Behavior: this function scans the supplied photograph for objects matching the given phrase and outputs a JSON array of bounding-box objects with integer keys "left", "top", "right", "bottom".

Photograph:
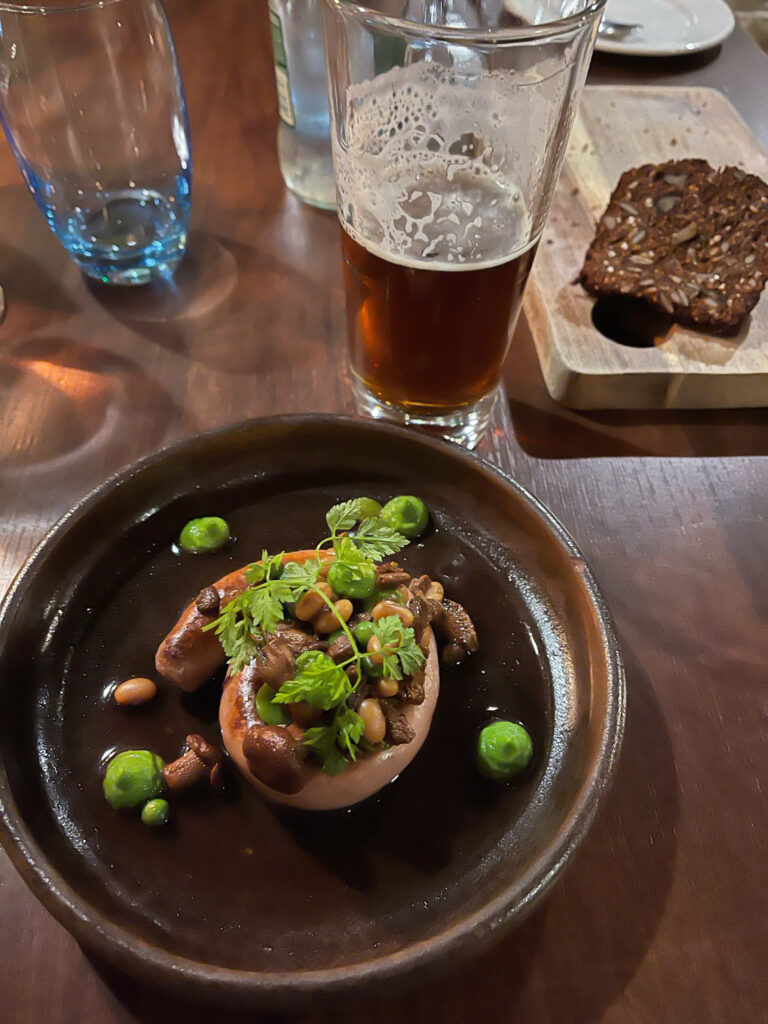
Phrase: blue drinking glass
[{"left": 0, "top": 0, "right": 192, "bottom": 284}]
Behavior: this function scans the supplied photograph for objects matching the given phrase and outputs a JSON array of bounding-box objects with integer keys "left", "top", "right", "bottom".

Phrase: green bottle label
[{"left": 269, "top": 3, "right": 296, "bottom": 128}]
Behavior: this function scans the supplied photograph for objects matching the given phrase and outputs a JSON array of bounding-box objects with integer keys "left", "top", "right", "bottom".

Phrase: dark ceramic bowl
[{"left": 0, "top": 415, "right": 624, "bottom": 1008}]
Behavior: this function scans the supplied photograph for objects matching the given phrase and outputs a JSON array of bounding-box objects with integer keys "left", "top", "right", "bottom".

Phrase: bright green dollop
[
  {"left": 352, "top": 620, "right": 376, "bottom": 647},
  {"left": 103, "top": 750, "right": 165, "bottom": 809},
  {"left": 356, "top": 497, "right": 382, "bottom": 520},
  {"left": 256, "top": 683, "right": 291, "bottom": 726},
  {"left": 141, "top": 798, "right": 170, "bottom": 826},
  {"left": 380, "top": 496, "right": 429, "bottom": 539},
  {"left": 476, "top": 721, "right": 533, "bottom": 781},
  {"left": 327, "top": 560, "right": 377, "bottom": 600},
  {"left": 361, "top": 654, "right": 384, "bottom": 678},
  {"left": 178, "top": 516, "right": 231, "bottom": 554}
]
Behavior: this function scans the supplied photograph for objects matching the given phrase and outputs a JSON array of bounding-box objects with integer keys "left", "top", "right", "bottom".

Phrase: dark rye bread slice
[{"left": 580, "top": 159, "right": 768, "bottom": 335}]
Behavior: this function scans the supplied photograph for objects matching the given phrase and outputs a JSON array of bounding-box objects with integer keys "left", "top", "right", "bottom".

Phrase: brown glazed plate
[{"left": 0, "top": 415, "right": 624, "bottom": 1008}]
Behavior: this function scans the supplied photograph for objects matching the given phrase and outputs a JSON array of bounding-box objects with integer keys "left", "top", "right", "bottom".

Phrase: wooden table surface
[{"left": 2, "top": 4, "right": 767, "bottom": 1022}]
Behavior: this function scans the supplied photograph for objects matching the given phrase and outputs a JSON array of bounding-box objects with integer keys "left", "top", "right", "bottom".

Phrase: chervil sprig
[
  {"left": 368, "top": 616, "right": 425, "bottom": 681},
  {"left": 208, "top": 598, "right": 262, "bottom": 675},
  {"left": 203, "top": 551, "right": 323, "bottom": 667},
  {"left": 302, "top": 705, "right": 365, "bottom": 775},
  {"left": 352, "top": 516, "right": 411, "bottom": 562},
  {"left": 272, "top": 651, "right": 352, "bottom": 710},
  {"left": 325, "top": 498, "right": 365, "bottom": 533},
  {"left": 280, "top": 557, "right": 324, "bottom": 590},
  {"left": 244, "top": 550, "right": 285, "bottom": 585},
  {"left": 318, "top": 501, "right": 409, "bottom": 599},
  {"left": 320, "top": 498, "right": 410, "bottom": 566}
]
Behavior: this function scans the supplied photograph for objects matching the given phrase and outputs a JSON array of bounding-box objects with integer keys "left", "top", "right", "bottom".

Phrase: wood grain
[
  {"left": 0, "top": 5, "right": 767, "bottom": 1023},
  {"left": 526, "top": 85, "right": 768, "bottom": 409}
]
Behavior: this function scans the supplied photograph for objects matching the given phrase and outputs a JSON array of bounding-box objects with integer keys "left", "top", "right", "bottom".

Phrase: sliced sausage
[
  {"left": 155, "top": 565, "right": 248, "bottom": 692},
  {"left": 155, "top": 548, "right": 334, "bottom": 692}
]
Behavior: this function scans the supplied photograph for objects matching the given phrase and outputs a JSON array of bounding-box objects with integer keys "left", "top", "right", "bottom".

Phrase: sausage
[
  {"left": 155, "top": 549, "right": 334, "bottom": 692},
  {"left": 219, "top": 627, "right": 439, "bottom": 811},
  {"left": 154, "top": 566, "right": 247, "bottom": 692}
]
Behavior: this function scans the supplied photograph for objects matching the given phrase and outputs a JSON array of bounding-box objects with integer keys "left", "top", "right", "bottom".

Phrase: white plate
[{"left": 596, "top": 0, "right": 736, "bottom": 57}]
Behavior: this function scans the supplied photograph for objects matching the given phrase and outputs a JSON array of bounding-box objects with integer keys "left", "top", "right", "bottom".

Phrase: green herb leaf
[
  {"left": 333, "top": 536, "right": 368, "bottom": 565},
  {"left": 326, "top": 498, "right": 364, "bottom": 533},
  {"left": 352, "top": 517, "right": 410, "bottom": 561},
  {"left": 302, "top": 704, "right": 364, "bottom": 775},
  {"left": 205, "top": 595, "right": 263, "bottom": 674},
  {"left": 280, "top": 557, "right": 323, "bottom": 592},
  {"left": 245, "top": 583, "right": 288, "bottom": 636},
  {"left": 369, "top": 615, "right": 425, "bottom": 681},
  {"left": 301, "top": 725, "right": 350, "bottom": 776},
  {"left": 205, "top": 547, "right": 306, "bottom": 668},
  {"left": 272, "top": 651, "right": 352, "bottom": 710},
  {"left": 335, "top": 704, "right": 365, "bottom": 758},
  {"left": 245, "top": 550, "right": 285, "bottom": 585},
  {"left": 332, "top": 536, "right": 375, "bottom": 577}
]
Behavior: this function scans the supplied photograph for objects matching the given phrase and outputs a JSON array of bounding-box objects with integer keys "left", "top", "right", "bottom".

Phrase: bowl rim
[{"left": 0, "top": 413, "right": 625, "bottom": 1001}]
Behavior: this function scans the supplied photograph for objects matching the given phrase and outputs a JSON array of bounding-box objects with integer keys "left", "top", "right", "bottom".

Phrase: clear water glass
[{"left": 0, "top": 0, "right": 191, "bottom": 285}]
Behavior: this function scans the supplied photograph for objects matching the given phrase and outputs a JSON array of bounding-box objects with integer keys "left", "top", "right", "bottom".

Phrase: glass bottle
[{"left": 268, "top": 0, "right": 335, "bottom": 210}]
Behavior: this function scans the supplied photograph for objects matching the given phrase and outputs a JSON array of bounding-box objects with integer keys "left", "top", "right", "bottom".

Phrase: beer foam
[{"left": 335, "top": 58, "right": 567, "bottom": 266}]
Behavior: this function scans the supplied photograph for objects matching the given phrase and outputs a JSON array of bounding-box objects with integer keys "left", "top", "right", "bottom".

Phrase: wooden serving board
[{"left": 524, "top": 86, "right": 768, "bottom": 409}]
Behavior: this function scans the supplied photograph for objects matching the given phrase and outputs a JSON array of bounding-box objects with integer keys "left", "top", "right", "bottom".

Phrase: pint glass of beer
[{"left": 322, "top": 0, "right": 605, "bottom": 446}]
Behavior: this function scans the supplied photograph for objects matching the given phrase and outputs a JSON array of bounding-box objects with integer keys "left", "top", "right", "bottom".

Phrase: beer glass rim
[
  {"left": 323, "top": 0, "right": 607, "bottom": 42},
  {"left": 0, "top": 0, "right": 141, "bottom": 15}
]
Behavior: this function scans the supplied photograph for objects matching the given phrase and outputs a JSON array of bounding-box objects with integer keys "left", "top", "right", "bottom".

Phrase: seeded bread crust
[{"left": 580, "top": 159, "right": 768, "bottom": 335}]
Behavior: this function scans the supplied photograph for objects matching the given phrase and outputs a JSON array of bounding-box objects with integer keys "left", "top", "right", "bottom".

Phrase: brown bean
[
  {"left": 367, "top": 634, "right": 384, "bottom": 665},
  {"left": 372, "top": 599, "right": 414, "bottom": 628},
  {"left": 114, "top": 677, "right": 157, "bottom": 706},
  {"left": 376, "top": 678, "right": 400, "bottom": 698},
  {"left": 358, "top": 698, "right": 386, "bottom": 744},
  {"left": 295, "top": 582, "right": 335, "bottom": 622},
  {"left": 314, "top": 598, "right": 353, "bottom": 634}
]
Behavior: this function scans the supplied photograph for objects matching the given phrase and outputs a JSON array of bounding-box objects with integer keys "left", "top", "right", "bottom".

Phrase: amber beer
[
  {"left": 341, "top": 225, "right": 537, "bottom": 412},
  {"left": 323, "top": 0, "right": 605, "bottom": 444}
]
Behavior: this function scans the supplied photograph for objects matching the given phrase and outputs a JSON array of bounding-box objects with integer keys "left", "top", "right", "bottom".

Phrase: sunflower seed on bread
[{"left": 580, "top": 159, "right": 768, "bottom": 335}]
